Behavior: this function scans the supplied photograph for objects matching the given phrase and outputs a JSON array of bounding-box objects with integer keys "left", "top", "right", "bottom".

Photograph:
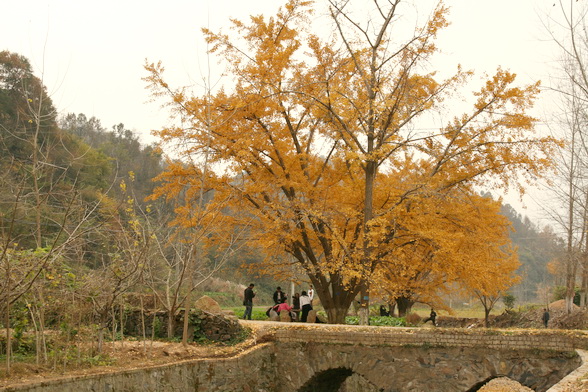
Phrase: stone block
[{"left": 280, "top": 311, "right": 292, "bottom": 322}]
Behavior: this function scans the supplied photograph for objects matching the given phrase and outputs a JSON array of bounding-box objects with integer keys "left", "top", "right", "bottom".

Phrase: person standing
[
  {"left": 292, "top": 293, "right": 300, "bottom": 310},
  {"left": 299, "top": 291, "right": 312, "bottom": 322},
  {"left": 273, "top": 286, "right": 286, "bottom": 305},
  {"left": 542, "top": 308, "right": 550, "bottom": 328},
  {"left": 291, "top": 292, "right": 301, "bottom": 321},
  {"left": 243, "top": 283, "right": 255, "bottom": 320},
  {"left": 308, "top": 285, "right": 314, "bottom": 305}
]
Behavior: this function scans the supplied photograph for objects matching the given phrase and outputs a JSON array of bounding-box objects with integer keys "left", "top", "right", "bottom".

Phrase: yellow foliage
[{"left": 144, "top": 0, "right": 560, "bottom": 321}]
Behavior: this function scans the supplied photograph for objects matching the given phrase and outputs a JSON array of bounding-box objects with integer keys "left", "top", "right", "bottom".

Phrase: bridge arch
[
  {"left": 276, "top": 341, "right": 579, "bottom": 392},
  {"left": 297, "top": 367, "right": 381, "bottom": 392}
]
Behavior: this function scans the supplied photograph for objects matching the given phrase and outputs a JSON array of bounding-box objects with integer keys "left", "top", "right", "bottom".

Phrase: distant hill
[{"left": 501, "top": 203, "right": 562, "bottom": 303}]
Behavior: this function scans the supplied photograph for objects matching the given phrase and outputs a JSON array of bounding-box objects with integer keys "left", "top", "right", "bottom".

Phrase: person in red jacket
[{"left": 276, "top": 298, "right": 293, "bottom": 320}]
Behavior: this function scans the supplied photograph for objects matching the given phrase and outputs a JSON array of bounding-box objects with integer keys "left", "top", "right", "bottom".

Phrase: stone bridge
[
  {"left": 259, "top": 323, "right": 587, "bottom": 392},
  {"left": 3, "top": 322, "right": 588, "bottom": 392}
]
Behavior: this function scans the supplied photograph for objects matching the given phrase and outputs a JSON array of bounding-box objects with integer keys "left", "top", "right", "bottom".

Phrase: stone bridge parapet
[{"left": 257, "top": 322, "right": 588, "bottom": 351}]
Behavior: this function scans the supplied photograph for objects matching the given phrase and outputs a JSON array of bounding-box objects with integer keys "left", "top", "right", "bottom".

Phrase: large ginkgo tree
[{"left": 145, "top": 0, "right": 559, "bottom": 324}]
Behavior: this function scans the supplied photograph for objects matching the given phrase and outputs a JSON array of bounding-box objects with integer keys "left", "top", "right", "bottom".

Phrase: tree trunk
[
  {"left": 97, "top": 327, "right": 104, "bottom": 354},
  {"left": 565, "top": 252, "right": 577, "bottom": 314},
  {"left": 140, "top": 295, "right": 146, "bottom": 355},
  {"left": 5, "top": 296, "right": 11, "bottom": 376},
  {"left": 111, "top": 306, "right": 116, "bottom": 348},
  {"left": 119, "top": 297, "right": 125, "bottom": 348},
  {"left": 167, "top": 309, "right": 176, "bottom": 338},
  {"left": 38, "top": 290, "right": 47, "bottom": 362},
  {"left": 396, "top": 296, "right": 414, "bottom": 317},
  {"left": 387, "top": 301, "right": 396, "bottom": 317},
  {"left": 325, "top": 307, "right": 349, "bottom": 324},
  {"left": 181, "top": 292, "right": 193, "bottom": 346},
  {"left": 358, "top": 285, "right": 370, "bottom": 325},
  {"left": 484, "top": 306, "right": 491, "bottom": 328},
  {"left": 27, "top": 302, "right": 40, "bottom": 365},
  {"left": 359, "top": 159, "right": 377, "bottom": 326},
  {"left": 581, "top": 263, "right": 588, "bottom": 308},
  {"left": 310, "top": 272, "right": 357, "bottom": 324},
  {"left": 182, "top": 243, "right": 199, "bottom": 346}
]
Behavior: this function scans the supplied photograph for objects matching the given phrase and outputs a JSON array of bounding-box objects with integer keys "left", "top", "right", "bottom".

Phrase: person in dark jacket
[
  {"left": 542, "top": 308, "right": 550, "bottom": 328},
  {"left": 423, "top": 308, "right": 437, "bottom": 326},
  {"left": 379, "top": 305, "right": 390, "bottom": 316},
  {"left": 291, "top": 293, "right": 301, "bottom": 321},
  {"left": 273, "top": 286, "right": 286, "bottom": 305},
  {"left": 243, "top": 283, "right": 255, "bottom": 320}
]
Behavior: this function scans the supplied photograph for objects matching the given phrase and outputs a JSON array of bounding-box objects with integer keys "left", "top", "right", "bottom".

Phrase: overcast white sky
[{"left": 1, "top": 0, "right": 568, "bottom": 221}]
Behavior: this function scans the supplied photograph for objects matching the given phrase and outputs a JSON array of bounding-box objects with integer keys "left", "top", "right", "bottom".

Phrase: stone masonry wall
[
  {"left": 266, "top": 324, "right": 588, "bottom": 351},
  {"left": 276, "top": 343, "right": 580, "bottom": 392},
  {"left": 2, "top": 343, "right": 277, "bottom": 392},
  {"left": 3, "top": 324, "right": 587, "bottom": 392}
]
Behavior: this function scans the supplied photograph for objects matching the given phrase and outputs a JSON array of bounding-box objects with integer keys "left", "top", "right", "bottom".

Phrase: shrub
[
  {"left": 231, "top": 307, "right": 271, "bottom": 320},
  {"left": 405, "top": 312, "right": 422, "bottom": 326},
  {"left": 370, "top": 316, "right": 406, "bottom": 327},
  {"left": 345, "top": 316, "right": 406, "bottom": 326},
  {"left": 553, "top": 286, "right": 581, "bottom": 305},
  {"left": 502, "top": 293, "right": 516, "bottom": 310}
]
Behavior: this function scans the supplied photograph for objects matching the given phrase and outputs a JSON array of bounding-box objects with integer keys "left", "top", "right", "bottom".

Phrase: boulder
[
  {"left": 279, "top": 311, "right": 291, "bottom": 322},
  {"left": 307, "top": 310, "right": 317, "bottom": 323},
  {"left": 194, "top": 295, "right": 222, "bottom": 314}
]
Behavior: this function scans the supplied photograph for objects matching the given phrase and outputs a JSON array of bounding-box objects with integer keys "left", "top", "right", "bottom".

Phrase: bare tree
[{"left": 543, "top": 0, "right": 588, "bottom": 313}]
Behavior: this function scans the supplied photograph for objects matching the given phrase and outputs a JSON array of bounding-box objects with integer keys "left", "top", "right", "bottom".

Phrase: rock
[
  {"left": 477, "top": 377, "right": 534, "bottom": 392},
  {"left": 307, "top": 310, "right": 317, "bottom": 323},
  {"left": 279, "top": 311, "right": 291, "bottom": 322},
  {"left": 194, "top": 295, "right": 222, "bottom": 314}
]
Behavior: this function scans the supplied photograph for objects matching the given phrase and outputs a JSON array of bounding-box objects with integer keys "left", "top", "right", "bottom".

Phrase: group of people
[
  {"left": 246, "top": 288, "right": 554, "bottom": 329},
  {"left": 269, "top": 286, "right": 316, "bottom": 322},
  {"left": 242, "top": 283, "right": 316, "bottom": 322}
]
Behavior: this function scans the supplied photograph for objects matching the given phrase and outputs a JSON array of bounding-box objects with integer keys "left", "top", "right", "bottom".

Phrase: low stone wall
[
  {"left": 123, "top": 309, "right": 244, "bottom": 343},
  {"left": 266, "top": 323, "right": 588, "bottom": 351},
  {"left": 2, "top": 343, "right": 277, "bottom": 392}
]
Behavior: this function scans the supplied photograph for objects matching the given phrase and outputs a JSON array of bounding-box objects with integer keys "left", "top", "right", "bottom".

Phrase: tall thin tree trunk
[
  {"left": 565, "top": 123, "right": 577, "bottom": 315},
  {"left": 5, "top": 293, "right": 11, "bottom": 376},
  {"left": 181, "top": 247, "right": 196, "bottom": 346},
  {"left": 359, "top": 160, "right": 377, "bottom": 326},
  {"left": 27, "top": 302, "right": 40, "bottom": 365},
  {"left": 580, "top": 258, "right": 588, "bottom": 308},
  {"left": 140, "top": 295, "right": 146, "bottom": 355},
  {"left": 119, "top": 297, "right": 124, "bottom": 349},
  {"left": 37, "top": 288, "right": 47, "bottom": 362}
]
